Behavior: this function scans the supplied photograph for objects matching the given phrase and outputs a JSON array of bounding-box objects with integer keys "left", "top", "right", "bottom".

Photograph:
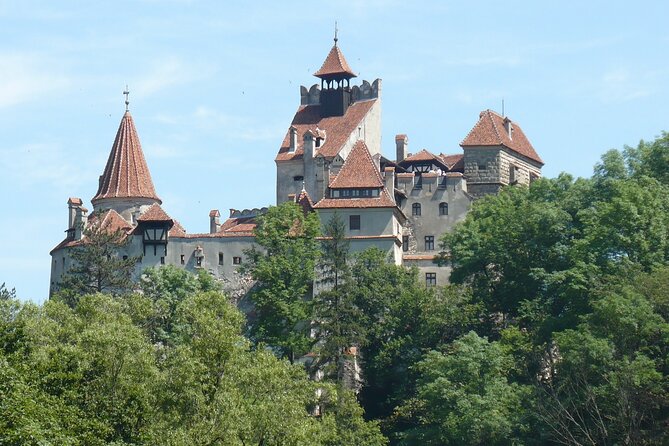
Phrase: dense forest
[{"left": 2, "top": 134, "right": 668, "bottom": 445}]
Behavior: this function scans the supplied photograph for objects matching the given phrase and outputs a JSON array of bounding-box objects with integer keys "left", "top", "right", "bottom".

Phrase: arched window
[
  {"left": 439, "top": 202, "right": 449, "bottom": 216},
  {"left": 412, "top": 203, "right": 421, "bottom": 216}
]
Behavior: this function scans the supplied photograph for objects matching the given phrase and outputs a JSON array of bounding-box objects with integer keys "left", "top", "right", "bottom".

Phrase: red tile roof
[
  {"left": 402, "top": 149, "right": 442, "bottom": 163},
  {"left": 328, "top": 140, "right": 384, "bottom": 189},
  {"left": 50, "top": 209, "right": 133, "bottom": 254},
  {"left": 137, "top": 203, "right": 173, "bottom": 223},
  {"left": 461, "top": 110, "right": 543, "bottom": 165},
  {"left": 169, "top": 220, "right": 187, "bottom": 237},
  {"left": 296, "top": 189, "right": 315, "bottom": 214},
  {"left": 275, "top": 99, "right": 377, "bottom": 162},
  {"left": 179, "top": 216, "right": 257, "bottom": 238},
  {"left": 439, "top": 153, "right": 465, "bottom": 172},
  {"left": 403, "top": 254, "right": 437, "bottom": 261},
  {"left": 313, "top": 190, "right": 397, "bottom": 209},
  {"left": 313, "top": 44, "right": 357, "bottom": 79},
  {"left": 92, "top": 111, "right": 161, "bottom": 204},
  {"left": 68, "top": 197, "right": 83, "bottom": 206}
]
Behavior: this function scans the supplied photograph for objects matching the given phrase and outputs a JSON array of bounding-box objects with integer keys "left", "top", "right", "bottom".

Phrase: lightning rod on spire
[
  {"left": 334, "top": 21, "right": 338, "bottom": 45},
  {"left": 123, "top": 85, "right": 130, "bottom": 112}
]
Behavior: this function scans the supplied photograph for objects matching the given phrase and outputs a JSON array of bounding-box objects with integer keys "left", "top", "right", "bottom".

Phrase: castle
[{"left": 49, "top": 37, "right": 543, "bottom": 295}]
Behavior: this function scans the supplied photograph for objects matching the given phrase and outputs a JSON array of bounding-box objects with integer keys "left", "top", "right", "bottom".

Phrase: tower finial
[
  {"left": 123, "top": 85, "right": 130, "bottom": 112},
  {"left": 334, "top": 21, "right": 338, "bottom": 45}
]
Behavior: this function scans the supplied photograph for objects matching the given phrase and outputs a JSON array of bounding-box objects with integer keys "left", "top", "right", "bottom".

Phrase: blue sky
[{"left": 1, "top": 0, "right": 668, "bottom": 302}]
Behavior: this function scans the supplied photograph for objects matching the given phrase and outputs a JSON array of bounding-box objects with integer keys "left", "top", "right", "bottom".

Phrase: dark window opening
[
  {"left": 425, "top": 235, "right": 435, "bottom": 251},
  {"left": 196, "top": 257, "right": 202, "bottom": 267},
  {"left": 122, "top": 255, "right": 128, "bottom": 260},
  {"left": 350, "top": 215, "right": 361, "bottom": 230},
  {"left": 293, "top": 175, "right": 304, "bottom": 182},
  {"left": 218, "top": 252, "right": 224, "bottom": 265},
  {"left": 402, "top": 235, "right": 409, "bottom": 252},
  {"left": 160, "top": 256, "right": 165, "bottom": 265},
  {"left": 426, "top": 273, "right": 437, "bottom": 287},
  {"left": 412, "top": 203, "right": 421, "bottom": 216},
  {"left": 233, "top": 256, "right": 242, "bottom": 265},
  {"left": 439, "top": 202, "right": 449, "bottom": 216},
  {"left": 180, "top": 254, "right": 185, "bottom": 265}
]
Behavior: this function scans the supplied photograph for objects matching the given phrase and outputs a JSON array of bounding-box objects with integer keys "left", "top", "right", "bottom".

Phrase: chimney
[
  {"left": 395, "top": 134, "right": 408, "bottom": 162},
  {"left": 303, "top": 130, "right": 315, "bottom": 159},
  {"left": 73, "top": 206, "right": 87, "bottom": 240},
  {"left": 384, "top": 167, "right": 396, "bottom": 204},
  {"left": 209, "top": 209, "right": 220, "bottom": 234},
  {"left": 289, "top": 126, "right": 298, "bottom": 152},
  {"left": 504, "top": 117, "right": 513, "bottom": 139},
  {"left": 67, "top": 197, "right": 83, "bottom": 229}
]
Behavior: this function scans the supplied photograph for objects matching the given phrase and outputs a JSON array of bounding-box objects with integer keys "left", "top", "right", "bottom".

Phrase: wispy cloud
[
  {"left": 133, "top": 57, "right": 214, "bottom": 98},
  {"left": 0, "top": 142, "right": 96, "bottom": 193},
  {"left": 598, "top": 68, "right": 651, "bottom": 103},
  {"left": 0, "top": 52, "right": 71, "bottom": 108}
]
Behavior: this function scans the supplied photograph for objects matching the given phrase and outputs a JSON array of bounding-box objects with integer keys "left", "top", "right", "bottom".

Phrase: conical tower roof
[
  {"left": 92, "top": 111, "right": 161, "bottom": 204},
  {"left": 313, "top": 43, "right": 357, "bottom": 80}
]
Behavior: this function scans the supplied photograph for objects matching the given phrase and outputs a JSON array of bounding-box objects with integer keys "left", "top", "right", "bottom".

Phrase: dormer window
[{"left": 142, "top": 224, "right": 169, "bottom": 256}]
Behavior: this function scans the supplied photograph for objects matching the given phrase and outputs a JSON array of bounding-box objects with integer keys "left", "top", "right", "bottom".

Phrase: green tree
[
  {"left": 245, "top": 201, "right": 321, "bottom": 362},
  {"left": 397, "top": 332, "right": 530, "bottom": 445},
  {"left": 313, "top": 212, "right": 363, "bottom": 383},
  {"left": 57, "top": 215, "right": 139, "bottom": 302},
  {"left": 541, "top": 287, "right": 669, "bottom": 445},
  {"left": 133, "top": 264, "right": 218, "bottom": 345}
]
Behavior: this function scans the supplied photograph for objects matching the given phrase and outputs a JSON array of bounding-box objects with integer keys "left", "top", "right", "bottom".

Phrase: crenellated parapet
[
  {"left": 299, "top": 79, "right": 381, "bottom": 106},
  {"left": 229, "top": 207, "right": 269, "bottom": 218}
]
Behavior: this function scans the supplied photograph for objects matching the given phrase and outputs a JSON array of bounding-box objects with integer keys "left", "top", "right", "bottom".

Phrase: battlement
[
  {"left": 300, "top": 79, "right": 382, "bottom": 106},
  {"left": 229, "top": 207, "right": 269, "bottom": 218}
]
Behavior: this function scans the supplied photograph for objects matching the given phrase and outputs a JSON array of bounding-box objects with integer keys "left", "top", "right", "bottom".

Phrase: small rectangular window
[
  {"left": 160, "top": 256, "right": 165, "bottom": 265},
  {"left": 180, "top": 254, "right": 185, "bottom": 265},
  {"left": 350, "top": 215, "right": 361, "bottom": 230},
  {"left": 218, "top": 252, "right": 224, "bottom": 265},
  {"left": 196, "top": 257, "right": 202, "bottom": 267},
  {"left": 402, "top": 235, "right": 409, "bottom": 252},
  {"left": 425, "top": 236, "right": 434, "bottom": 251},
  {"left": 293, "top": 175, "right": 304, "bottom": 182},
  {"left": 426, "top": 272, "right": 437, "bottom": 287},
  {"left": 233, "top": 256, "right": 242, "bottom": 265},
  {"left": 122, "top": 255, "right": 128, "bottom": 260}
]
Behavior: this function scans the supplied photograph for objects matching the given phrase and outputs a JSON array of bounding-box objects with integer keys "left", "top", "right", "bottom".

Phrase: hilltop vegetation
[{"left": 2, "top": 133, "right": 668, "bottom": 445}]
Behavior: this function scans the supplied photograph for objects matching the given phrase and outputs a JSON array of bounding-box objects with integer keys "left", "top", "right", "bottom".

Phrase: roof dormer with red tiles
[{"left": 276, "top": 35, "right": 382, "bottom": 205}]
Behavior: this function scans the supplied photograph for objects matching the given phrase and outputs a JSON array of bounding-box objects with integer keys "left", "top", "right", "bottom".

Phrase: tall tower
[
  {"left": 313, "top": 32, "right": 357, "bottom": 118},
  {"left": 91, "top": 95, "right": 161, "bottom": 222}
]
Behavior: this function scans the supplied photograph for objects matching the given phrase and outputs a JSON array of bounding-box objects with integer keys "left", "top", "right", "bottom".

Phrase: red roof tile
[
  {"left": 296, "top": 189, "right": 315, "bottom": 214},
  {"left": 439, "top": 153, "right": 464, "bottom": 170},
  {"left": 137, "top": 203, "right": 173, "bottom": 223},
  {"left": 169, "top": 220, "right": 187, "bottom": 237},
  {"left": 403, "top": 254, "right": 437, "bottom": 261},
  {"left": 461, "top": 110, "right": 543, "bottom": 165},
  {"left": 328, "top": 140, "right": 384, "bottom": 189},
  {"left": 313, "top": 190, "right": 397, "bottom": 209},
  {"left": 92, "top": 111, "right": 161, "bottom": 203},
  {"left": 402, "top": 149, "right": 440, "bottom": 163},
  {"left": 51, "top": 209, "right": 132, "bottom": 254},
  {"left": 275, "top": 99, "right": 377, "bottom": 162},
  {"left": 313, "top": 44, "right": 357, "bottom": 79}
]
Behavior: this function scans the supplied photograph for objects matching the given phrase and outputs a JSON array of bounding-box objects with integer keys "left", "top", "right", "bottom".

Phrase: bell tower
[{"left": 313, "top": 29, "right": 357, "bottom": 118}]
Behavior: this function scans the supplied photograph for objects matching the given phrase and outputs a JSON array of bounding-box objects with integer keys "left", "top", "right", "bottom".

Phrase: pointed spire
[
  {"left": 313, "top": 32, "right": 356, "bottom": 80},
  {"left": 92, "top": 111, "right": 161, "bottom": 204}
]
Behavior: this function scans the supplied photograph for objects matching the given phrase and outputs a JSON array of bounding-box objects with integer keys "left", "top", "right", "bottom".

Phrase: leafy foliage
[
  {"left": 56, "top": 216, "right": 139, "bottom": 303},
  {"left": 245, "top": 201, "right": 321, "bottom": 362}
]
